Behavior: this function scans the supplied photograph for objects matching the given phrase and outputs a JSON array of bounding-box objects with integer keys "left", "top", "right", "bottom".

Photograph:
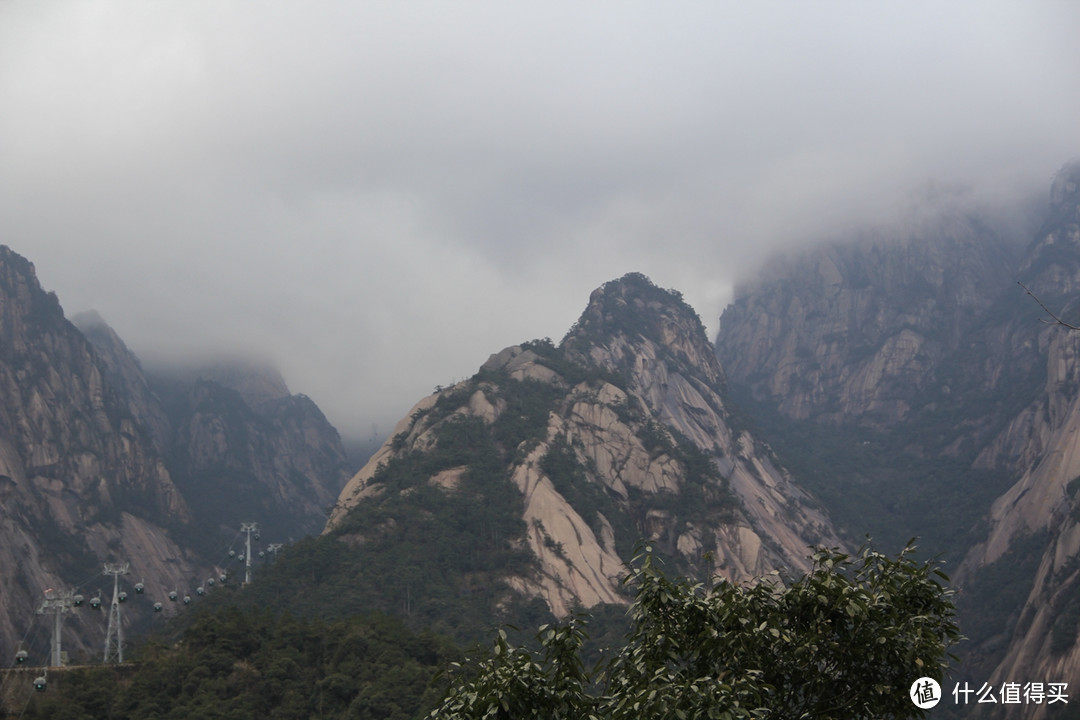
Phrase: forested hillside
[{"left": 12, "top": 608, "right": 453, "bottom": 720}]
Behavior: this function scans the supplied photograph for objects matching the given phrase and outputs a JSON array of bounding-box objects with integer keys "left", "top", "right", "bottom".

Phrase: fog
[{"left": 1, "top": 2, "right": 1077, "bottom": 439}]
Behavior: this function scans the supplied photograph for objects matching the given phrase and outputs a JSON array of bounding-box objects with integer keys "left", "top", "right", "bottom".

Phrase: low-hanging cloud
[{"left": 1, "top": 1, "right": 1077, "bottom": 438}]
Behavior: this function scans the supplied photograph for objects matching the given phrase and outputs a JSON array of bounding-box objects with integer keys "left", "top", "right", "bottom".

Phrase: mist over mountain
[
  {"left": 0, "top": 244, "right": 351, "bottom": 665},
  {"left": 3, "top": 2, "right": 1080, "bottom": 715},
  {"left": 4, "top": 2, "right": 1077, "bottom": 449},
  {"left": 189, "top": 271, "right": 835, "bottom": 659},
  {"left": 5, "top": 162, "right": 1080, "bottom": 719},
  {"left": 714, "top": 160, "right": 1080, "bottom": 718}
]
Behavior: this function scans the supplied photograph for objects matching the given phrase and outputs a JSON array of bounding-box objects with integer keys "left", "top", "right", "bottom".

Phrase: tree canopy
[
  {"left": 429, "top": 543, "right": 960, "bottom": 720},
  {"left": 17, "top": 609, "right": 456, "bottom": 720}
]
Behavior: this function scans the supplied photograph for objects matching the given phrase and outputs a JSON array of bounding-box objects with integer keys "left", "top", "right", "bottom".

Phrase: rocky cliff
[
  {"left": 73, "top": 314, "right": 351, "bottom": 547},
  {"left": 0, "top": 246, "right": 197, "bottom": 662},
  {"left": 716, "top": 199, "right": 1020, "bottom": 429},
  {"left": 712, "top": 197, "right": 1038, "bottom": 556},
  {"left": 0, "top": 244, "right": 351, "bottom": 665},
  {"left": 327, "top": 273, "right": 840, "bottom": 621},
  {"left": 712, "top": 162, "right": 1080, "bottom": 719},
  {"left": 147, "top": 361, "right": 350, "bottom": 544},
  {"left": 955, "top": 162, "right": 1080, "bottom": 718}
]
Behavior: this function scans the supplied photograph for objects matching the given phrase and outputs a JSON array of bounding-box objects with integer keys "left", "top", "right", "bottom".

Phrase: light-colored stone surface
[
  {"left": 508, "top": 437, "right": 626, "bottom": 616},
  {"left": 429, "top": 466, "right": 466, "bottom": 492},
  {"left": 328, "top": 278, "right": 844, "bottom": 618},
  {"left": 0, "top": 246, "right": 352, "bottom": 662},
  {"left": 328, "top": 393, "right": 441, "bottom": 526}
]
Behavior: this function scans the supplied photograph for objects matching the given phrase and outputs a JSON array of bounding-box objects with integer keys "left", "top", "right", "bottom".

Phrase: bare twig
[{"left": 1018, "top": 280, "right": 1080, "bottom": 330}]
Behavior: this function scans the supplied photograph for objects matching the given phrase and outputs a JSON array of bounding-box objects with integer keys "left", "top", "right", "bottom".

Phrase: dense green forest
[
  {"left": 11, "top": 609, "right": 456, "bottom": 720},
  {"left": 7, "top": 542, "right": 959, "bottom": 720}
]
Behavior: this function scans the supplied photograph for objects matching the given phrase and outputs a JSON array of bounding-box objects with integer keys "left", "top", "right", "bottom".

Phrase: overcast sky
[{"left": 2, "top": 2, "right": 1078, "bottom": 440}]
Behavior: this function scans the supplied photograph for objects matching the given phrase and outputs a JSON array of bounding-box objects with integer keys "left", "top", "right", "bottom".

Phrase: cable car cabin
[
  {"left": 135, "top": 582, "right": 145, "bottom": 594},
  {"left": 73, "top": 594, "right": 84, "bottom": 607},
  {"left": 219, "top": 574, "right": 227, "bottom": 583},
  {"left": 33, "top": 676, "right": 46, "bottom": 692},
  {"left": 196, "top": 586, "right": 205, "bottom": 596},
  {"left": 15, "top": 650, "right": 28, "bottom": 664},
  {"left": 168, "top": 591, "right": 178, "bottom": 602},
  {"left": 207, "top": 577, "right": 215, "bottom": 587},
  {"left": 183, "top": 595, "right": 192, "bottom": 605},
  {"left": 89, "top": 596, "right": 102, "bottom": 609},
  {"left": 118, "top": 591, "right": 127, "bottom": 602},
  {"left": 153, "top": 602, "right": 163, "bottom": 612}
]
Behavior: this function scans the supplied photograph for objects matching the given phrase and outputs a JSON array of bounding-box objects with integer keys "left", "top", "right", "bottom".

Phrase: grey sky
[{"left": 2, "top": 2, "right": 1078, "bottom": 439}]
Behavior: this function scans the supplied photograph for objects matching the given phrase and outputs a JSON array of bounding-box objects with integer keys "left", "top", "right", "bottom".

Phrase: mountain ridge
[
  {"left": 711, "top": 161, "right": 1080, "bottom": 719},
  {"left": 0, "top": 243, "right": 352, "bottom": 664},
  {"left": 325, "top": 272, "right": 841, "bottom": 627}
]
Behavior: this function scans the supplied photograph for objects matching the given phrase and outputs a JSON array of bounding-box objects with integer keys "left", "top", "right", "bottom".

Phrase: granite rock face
[
  {"left": 955, "top": 162, "right": 1080, "bottom": 718},
  {"left": 716, "top": 203, "right": 1018, "bottom": 428},
  {"left": 0, "top": 246, "right": 196, "bottom": 661},
  {"left": 0, "top": 244, "right": 350, "bottom": 663},
  {"left": 329, "top": 273, "right": 841, "bottom": 617},
  {"left": 712, "top": 162, "right": 1080, "bottom": 719}
]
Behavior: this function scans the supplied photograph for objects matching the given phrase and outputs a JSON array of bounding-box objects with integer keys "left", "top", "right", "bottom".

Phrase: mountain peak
[
  {"left": 147, "top": 355, "right": 292, "bottom": 411},
  {"left": 1049, "top": 158, "right": 1080, "bottom": 212},
  {"left": 0, "top": 245, "right": 67, "bottom": 351},
  {"left": 326, "top": 273, "right": 838, "bottom": 625},
  {"left": 564, "top": 272, "right": 708, "bottom": 351},
  {"left": 1019, "top": 160, "right": 1080, "bottom": 296},
  {"left": 561, "top": 273, "right": 723, "bottom": 401}
]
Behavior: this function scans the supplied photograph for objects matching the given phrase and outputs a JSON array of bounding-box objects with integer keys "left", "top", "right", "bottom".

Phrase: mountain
[
  {"left": 715, "top": 195, "right": 1032, "bottom": 555},
  {"left": 141, "top": 359, "right": 350, "bottom": 546},
  {"left": 0, "top": 246, "right": 196, "bottom": 662},
  {"left": 713, "top": 162, "right": 1080, "bottom": 718},
  {"left": 0, "top": 244, "right": 351, "bottom": 665},
  {"left": 715, "top": 191, "right": 1024, "bottom": 430},
  {"left": 73, "top": 312, "right": 350, "bottom": 546},
  {"left": 313, "top": 273, "right": 839, "bottom": 638},
  {"left": 956, "top": 162, "right": 1080, "bottom": 719}
]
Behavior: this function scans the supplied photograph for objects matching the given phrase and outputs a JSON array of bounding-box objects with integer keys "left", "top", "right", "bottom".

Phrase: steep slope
[
  {"left": 955, "top": 162, "right": 1080, "bottom": 717},
  {"left": 324, "top": 273, "right": 840, "bottom": 628},
  {"left": 558, "top": 274, "right": 838, "bottom": 581},
  {"left": 71, "top": 310, "right": 172, "bottom": 457},
  {"left": 0, "top": 244, "right": 352, "bottom": 665},
  {"left": 716, "top": 198, "right": 1020, "bottom": 429},
  {"left": 711, "top": 161, "right": 1080, "bottom": 718},
  {"left": 712, "top": 198, "right": 1036, "bottom": 556},
  {"left": 75, "top": 312, "right": 351, "bottom": 548},
  {"left": 0, "top": 246, "right": 198, "bottom": 662},
  {"left": 146, "top": 361, "right": 350, "bottom": 545}
]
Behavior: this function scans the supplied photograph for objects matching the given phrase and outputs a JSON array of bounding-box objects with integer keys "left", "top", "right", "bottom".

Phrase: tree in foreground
[{"left": 430, "top": 543, "right": 960, "bottom": 720}]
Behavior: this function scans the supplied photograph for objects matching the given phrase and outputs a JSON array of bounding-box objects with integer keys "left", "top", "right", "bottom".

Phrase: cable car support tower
[
  {"left": 103, "top": 562, "right": 130, "bottom": 663},
  {"left": 37, "top": 590, "right": 74, "bottom": 667},
  {"left": 241, "top": 522, "right": 259, "bottom": 585}
]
